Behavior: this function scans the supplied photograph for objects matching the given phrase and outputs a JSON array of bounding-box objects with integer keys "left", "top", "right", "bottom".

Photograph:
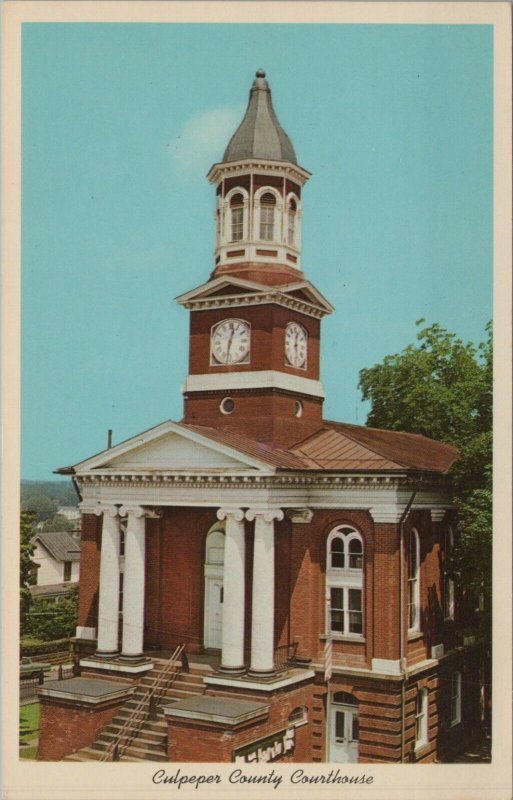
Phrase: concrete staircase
[{"left": 64, "top": 660, "right": 206, "bottom": 762}]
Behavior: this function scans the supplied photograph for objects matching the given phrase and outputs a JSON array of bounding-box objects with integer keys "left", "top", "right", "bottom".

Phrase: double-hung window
[
  {"left": 442, "top": 527, "right": 455, "bottom": 620},
  {"left": 450, "top": 671, "right": 461, "bottom": 726},
  {"left": 415, "top": 687, "right": 428, "bottom": 748},
  {"left": 287, "top": 198, "right": 297, "bottom": 246},
  {"left": 229, "top": 193, "right": 244, "bottom": 242},
  {"left": 326, "top": 527, "right": 364, "bottom": 638},
  {"left": 408, "top": 529, "right": 420, "bottom": 632},
  {"left": 259, "top": 193, "right": 276, "bottom": 241}
]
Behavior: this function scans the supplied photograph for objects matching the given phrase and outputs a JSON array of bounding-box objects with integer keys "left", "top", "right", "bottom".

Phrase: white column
[
  {"left": 119, "top": 505, "right": 146, "bottom": 659},
  {"left": 246, "top": 509, "right": 284, "bottom": 675},
  {"left": 217, "top": 508, "right": 246, "bottom": 673},
  {"left": 95, "top": 506, "right": 121, "bottom": 656}
]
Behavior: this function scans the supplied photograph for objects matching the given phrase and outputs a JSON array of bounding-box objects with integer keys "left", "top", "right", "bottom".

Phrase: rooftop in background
[{"left": 33, "top": 531, "right": 81, "bottom": 562}]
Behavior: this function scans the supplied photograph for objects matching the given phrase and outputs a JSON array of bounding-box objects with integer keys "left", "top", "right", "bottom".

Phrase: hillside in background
[{"left": 21, "top": 480, "right": 78, "bottom": 522}]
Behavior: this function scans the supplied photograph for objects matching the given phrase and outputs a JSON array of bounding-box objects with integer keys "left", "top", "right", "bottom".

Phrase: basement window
[{"left": 288, "top": 706, "right": 308, "bottom": 727}]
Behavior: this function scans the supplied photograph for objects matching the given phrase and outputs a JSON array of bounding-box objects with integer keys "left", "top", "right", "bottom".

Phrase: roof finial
[{"left": 256, "top": 68, "right": 266, "bottom": 78}]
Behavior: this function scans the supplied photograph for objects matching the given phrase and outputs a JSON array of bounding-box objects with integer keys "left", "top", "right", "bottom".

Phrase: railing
[
  {"left": 273, "top": 642, "right": 298, "bottom": 673},
  {"left": 20, "top": 676, "right": 43, "bottom": 703},
  {"left": 57, "top": 664, "right": 76, "bottom": 680},
  {"left": 100, "top": 643, "right": 184, "bottom": 762}
]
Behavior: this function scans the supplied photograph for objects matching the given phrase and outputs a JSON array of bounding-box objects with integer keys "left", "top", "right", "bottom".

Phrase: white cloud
[{"left": 168, "top": 106, "right": 243, "bottom": 173}]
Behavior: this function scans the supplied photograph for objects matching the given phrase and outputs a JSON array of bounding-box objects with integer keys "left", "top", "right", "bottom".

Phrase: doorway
[
  {"left": 203, "top": 527, "right": 225, "bottom": 649},
  {"left": 328, "top": 692, "right": 359, "bottom": 763}
]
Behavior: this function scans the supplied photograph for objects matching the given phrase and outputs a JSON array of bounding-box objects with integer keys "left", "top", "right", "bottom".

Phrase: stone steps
[{"left": 64, "top": 663, "right": 205, "bottom": 762}]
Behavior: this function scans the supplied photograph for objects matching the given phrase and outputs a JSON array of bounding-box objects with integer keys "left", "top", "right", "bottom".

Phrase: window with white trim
[
  {"left": 442, "top": 527, "right": 455, "bottom": 620},
  {"left": 408, "top": 529, "right": 420, "bottom": 632},
  {"left": 229, "top": 193, "right": 244, "bottom": 242},
  {"left": 259, "top": 192, "right": 276, "bottom": 241},
  {"left": 450, "top": 671, "right": 461, "bottom": 726},
  {"left": 415, "top": 687, "right": 428, "bottom": 747},
  {"left": 326, "top": 527, "right": 364, "bottom": 638},
  {"left": 287, "top": 198, "right": 297, "bottom": 246}
]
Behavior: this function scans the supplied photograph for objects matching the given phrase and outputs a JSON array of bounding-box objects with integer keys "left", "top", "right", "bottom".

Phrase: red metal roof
[{"left": 181, "top": 420, "right": 459, "bottom": 474}]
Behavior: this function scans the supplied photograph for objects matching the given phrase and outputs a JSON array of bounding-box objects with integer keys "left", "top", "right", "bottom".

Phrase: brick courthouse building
[{"left": 38, "top": 70, "right": 483, "bottom": 764}]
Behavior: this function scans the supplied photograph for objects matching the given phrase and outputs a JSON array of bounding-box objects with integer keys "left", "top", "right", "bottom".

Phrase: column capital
[
  {"left": 119, "top": 504, "right": 146, "bottom": 519},
  {"left": 246, "top": 508, "right": 284, "bottom": 524},
  {"left": 80, "top": 502, "right": 119, "bottom": 518},
  {"left": 217, "top": 508, "right": 245, "bottom": 523}
]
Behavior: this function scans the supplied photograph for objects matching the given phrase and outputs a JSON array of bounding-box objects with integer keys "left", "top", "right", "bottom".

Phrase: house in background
[
  {"left": 31, "top": 531, "right": 81, "bottom": 600},
  {"left": 37, "top": 69, "right": 484, "bottom": 765}
]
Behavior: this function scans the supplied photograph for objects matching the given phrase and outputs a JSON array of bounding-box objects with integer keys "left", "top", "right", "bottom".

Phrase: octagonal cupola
[{"left": 207, "top": 70, "right": 310, "bottom": 284}]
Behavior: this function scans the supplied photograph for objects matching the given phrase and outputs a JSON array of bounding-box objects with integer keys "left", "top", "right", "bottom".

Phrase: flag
[{"left": 324, "top": 589, "right": 333, "bottom": 681}]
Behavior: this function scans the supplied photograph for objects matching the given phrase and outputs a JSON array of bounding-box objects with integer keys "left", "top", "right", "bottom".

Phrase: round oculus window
[{"left": 220, "top": 397, "right": 235, "bottom": 415}]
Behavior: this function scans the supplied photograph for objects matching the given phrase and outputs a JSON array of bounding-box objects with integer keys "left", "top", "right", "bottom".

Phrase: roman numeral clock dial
[
  {"left": 211, "top": 319, "right": 251, "bottom": 365},
  {"left": 285, "top": 322, "right": 307, "bottom": 369}
]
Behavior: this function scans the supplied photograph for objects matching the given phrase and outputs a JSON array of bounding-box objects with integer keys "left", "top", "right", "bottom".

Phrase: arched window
[
  {"left": 327, "top": 527, "right": 363, "bottom": 572},
  {"left": 408, "top": 529, "right": 420, "bottom": 632},
  {"left": 288, "top": 706, "right": 308, "bottom": 726},
  {"left": 326, "top": 527, "right": 364, "bottom": 637},
  {"left": 229, "top": 192, "right": 244, "bottom": 242},
  {"left": 330, "top": 536, "right": 345, "bottom": 569},
  {"left": 333, "top": 691, "right": 358, "bottom": 706},
  {"left": 205, "top": 528, "right": 225, "bottom": 566},
  {"left": 259, "top": 192, "right": 276, "bottom": 241},
  {"left": 287, "top": 198, "right": 297, "bottom": 246},
  {"left": 415, "top": 687, "right": 428, "bottom": 747},
  {"left": 442, "top": 527, "right": 455, "bottom": 620}
]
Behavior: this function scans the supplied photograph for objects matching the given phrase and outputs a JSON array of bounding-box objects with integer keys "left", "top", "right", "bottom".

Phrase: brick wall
[
  {"left": 147, "top": 507, "right": 218, "bottom": 653},
  {"left": 373, "top": 523, "right": 400, "bottom": 661},
  {"left": 38, "top": 696, "right": 125, "bottom": 761},
  {"left": 183, "top": 390, "right": 324, "bottom": 447},
  {"left": 167, "top": 679, "right": 315, "bottom": 762},
  {"left": 188, "top": 305, "right": 320, "bottom": 380},
  {"left": 77, "top": 513, "right": 101, "bottom": 629},
  {"left": 289, "top": 510, "right": 380, "bottom": 667}
]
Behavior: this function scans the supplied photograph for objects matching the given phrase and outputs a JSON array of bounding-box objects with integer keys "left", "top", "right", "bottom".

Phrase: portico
[{"left": 84, "top": 495, "right": 288, "bottom": 678}]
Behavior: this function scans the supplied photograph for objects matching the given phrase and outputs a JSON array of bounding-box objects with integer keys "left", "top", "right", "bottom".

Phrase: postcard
[{"left": 2, "top": 2, "right": 511, "bottom": 799}]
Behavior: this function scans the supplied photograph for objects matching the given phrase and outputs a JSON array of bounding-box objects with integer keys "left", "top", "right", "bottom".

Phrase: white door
[
  {"left": 204, "top": 578, "right": 223, "bottom": 649},
  {"left": 204, "top": 527, "right": 225, "bottom": 650},
  {"left": 329, "top": 703, "right": 359, "bottom": 763}
]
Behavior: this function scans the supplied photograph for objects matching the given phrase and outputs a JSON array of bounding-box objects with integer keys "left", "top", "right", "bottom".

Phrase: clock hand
[{"left": 226, "top": 324, "right": 235, "bottom": 360}]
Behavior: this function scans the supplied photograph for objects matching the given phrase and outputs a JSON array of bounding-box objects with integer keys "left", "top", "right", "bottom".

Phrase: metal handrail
[{"left": 100, "top": 644, "right": 184, "bottom": 762}]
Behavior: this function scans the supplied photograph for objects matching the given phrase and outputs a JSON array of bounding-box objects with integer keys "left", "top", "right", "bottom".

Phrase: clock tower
[{"left": 177, "top": 70, "right": 333, "bottom": 447}]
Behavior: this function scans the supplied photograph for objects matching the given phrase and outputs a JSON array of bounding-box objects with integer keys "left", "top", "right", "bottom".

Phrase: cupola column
[
  {"left": 119, "top": 505, "right": 147, "bottom": 659},
  {"left": 94, "top": 505, "right": 121, "bottom": 657},
  {"left": 217, "top": 508, "right": 246, "bottom": 673},
  {"left": 246, "top": 508, "right": 284, "bottom": 675}
]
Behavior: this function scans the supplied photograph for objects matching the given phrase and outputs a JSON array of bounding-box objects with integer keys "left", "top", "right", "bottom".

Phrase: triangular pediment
[
  {"left": 67, "top": 421, "right": 275, "bottom": 475},
  {"left": 175, "top": 277, "right": 333, "bottom": 316},
  {"left": 175, "top": 276, "right": 268, "bottom": 305}
]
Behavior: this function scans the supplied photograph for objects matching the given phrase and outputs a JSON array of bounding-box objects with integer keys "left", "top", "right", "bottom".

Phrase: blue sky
[{"left": 21, "top": 23, "right": 493, "bottom": 481}]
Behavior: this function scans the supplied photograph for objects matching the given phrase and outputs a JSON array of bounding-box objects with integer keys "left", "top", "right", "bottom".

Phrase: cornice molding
[
  {"left": 183, "top": 370, "right": 325, "bottom": 399},
  {"left": 180, "top": 290, "right": 328, "bottom": 319},
  {"left": 207, "top": 159, "right": 311, "bottom": 186}
]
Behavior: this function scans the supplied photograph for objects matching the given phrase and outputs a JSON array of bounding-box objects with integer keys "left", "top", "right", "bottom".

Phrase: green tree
[
  {"left": 20, "top": 511, "right": 37, "bottom": 635},
  {"left": 41, "top": 513, "right": 76, "bottom": 532},
  {"left": 359, "top": 320, "right": 492, "bottom": 630},
  {"left": 21, "top": 490, "right": 58, "bottom": 522},
  {"left": 25, "top": 587, "right": 78, "bottom": 641}
]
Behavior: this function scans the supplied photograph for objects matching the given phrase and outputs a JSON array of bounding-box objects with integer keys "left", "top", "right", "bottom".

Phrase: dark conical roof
[{"left": 222, "top": 70, "right": 297, "bottom": 165}]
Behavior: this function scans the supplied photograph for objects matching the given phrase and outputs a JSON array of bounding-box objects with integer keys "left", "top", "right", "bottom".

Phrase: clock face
[
  {"left": 285, "top": 322, "right": 307, "bottom": 369},
  {"left": 211, "top": 319, "right": 251, "bottom": 365}
]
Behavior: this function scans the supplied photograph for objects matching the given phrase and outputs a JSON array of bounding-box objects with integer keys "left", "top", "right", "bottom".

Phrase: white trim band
[{"left": 183, "top": 370, "right": 325, "bottom": 399}]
